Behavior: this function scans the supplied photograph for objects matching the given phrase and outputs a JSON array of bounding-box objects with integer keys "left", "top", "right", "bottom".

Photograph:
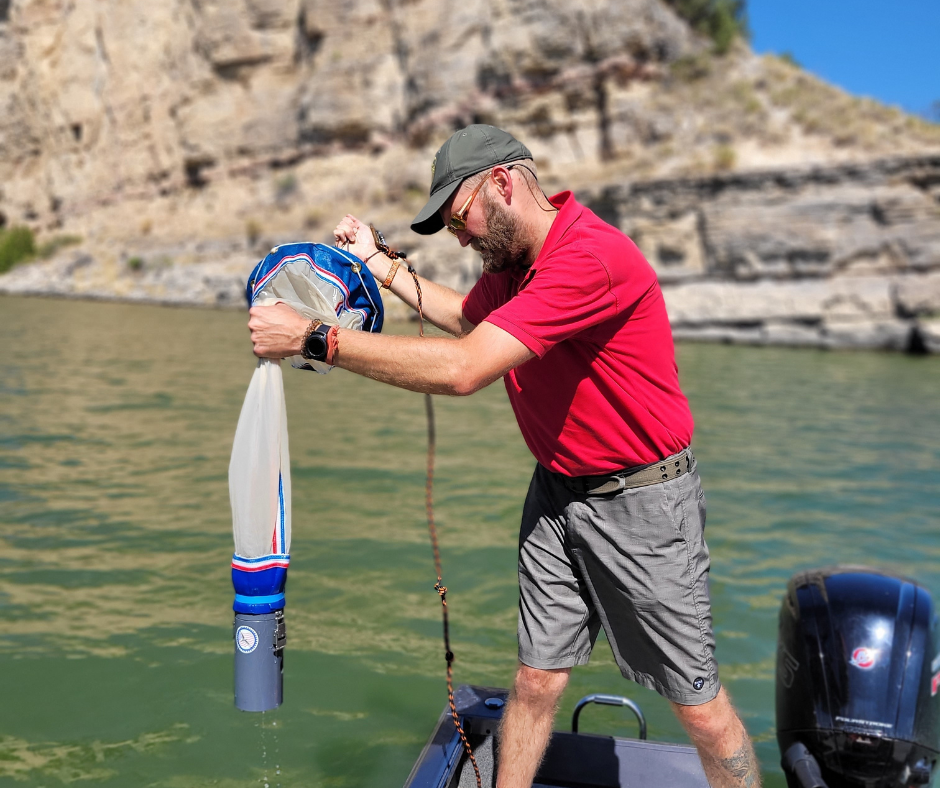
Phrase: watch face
[{"left": 304, "top": 328, "right": 329, "bottom": 361}]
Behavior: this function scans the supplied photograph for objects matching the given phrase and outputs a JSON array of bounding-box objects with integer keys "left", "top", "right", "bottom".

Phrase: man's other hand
[
  {"left": 248, "top": 303, "right": 309, "bottom": 358},
  {"left": 333, "top": 214, "right": 379, "bottom": 267}
]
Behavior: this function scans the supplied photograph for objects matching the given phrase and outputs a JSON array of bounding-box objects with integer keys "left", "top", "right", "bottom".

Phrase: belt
[{"left": 563, "top": 449, "right": 694, "bottom": 496}]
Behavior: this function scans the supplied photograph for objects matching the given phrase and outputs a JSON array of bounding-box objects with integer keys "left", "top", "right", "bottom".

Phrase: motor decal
[
  {"left": 778, "top": 644, "right": 800, "bottom": 689},
  {"left": 835, "top": 715, "right": 893, "bottom": 730},
  {"left": 850, "top": 647, "right": 878, "bottom": 669}
]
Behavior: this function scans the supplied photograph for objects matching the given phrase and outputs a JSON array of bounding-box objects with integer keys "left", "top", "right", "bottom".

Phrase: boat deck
[{"left": 405, "top": 685, "right": 709, "bottom": 788}]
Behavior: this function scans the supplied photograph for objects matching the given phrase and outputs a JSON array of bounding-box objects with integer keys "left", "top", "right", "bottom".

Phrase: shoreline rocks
[
  {"left": 588, "top": 155, "right": 940, "bottom": 353},
  {"left": 2, "top": 154, "right": 939, "bottom": 353}
]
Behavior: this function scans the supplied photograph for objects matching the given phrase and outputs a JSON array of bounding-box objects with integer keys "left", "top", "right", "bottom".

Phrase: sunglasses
[{"left": 446, "top": 170, "right": 492, "bottom": 236}]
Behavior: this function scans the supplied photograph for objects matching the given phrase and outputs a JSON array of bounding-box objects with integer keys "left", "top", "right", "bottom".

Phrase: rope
[
  {"left": 408, "top": 264, "right": 483, "bottom": 788},
  {"left": 351, "top": 265, "right": 380, "bottom": 333}
]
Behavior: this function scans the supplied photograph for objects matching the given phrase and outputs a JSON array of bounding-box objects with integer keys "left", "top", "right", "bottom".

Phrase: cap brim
[{"left": 410, "top": 180, "right": 462, "bottom": 235}]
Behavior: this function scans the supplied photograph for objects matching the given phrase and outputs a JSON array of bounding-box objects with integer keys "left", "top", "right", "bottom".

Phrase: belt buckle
[{"left": 587, "top": 473, "right": 626, "bottom": 495}]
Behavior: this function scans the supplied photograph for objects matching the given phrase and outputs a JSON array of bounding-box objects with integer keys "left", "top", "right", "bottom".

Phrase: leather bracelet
[
  {"left": 381, "top": 258, "right": 401, "bottom": 290},
  {"left": 324, "top": 325, "right": 340, "bottom": 365}
]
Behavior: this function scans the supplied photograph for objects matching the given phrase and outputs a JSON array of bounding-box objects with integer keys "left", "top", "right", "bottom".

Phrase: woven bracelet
[
  {"left": 381, "top": 258, "right": 402, "bottom": 290},
  {"left": 324, "top": 325, "right": 340, "bottom": 365}
]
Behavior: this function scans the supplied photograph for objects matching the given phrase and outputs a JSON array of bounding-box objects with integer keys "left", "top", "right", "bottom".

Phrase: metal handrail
[{"left": 571, "top": 694, "right": 647, "bottom": 740}]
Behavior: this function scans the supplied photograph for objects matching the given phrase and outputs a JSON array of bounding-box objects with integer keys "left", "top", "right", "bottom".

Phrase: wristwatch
[{"left": 301, "top": 321, "right": 332, "bottom": 361}]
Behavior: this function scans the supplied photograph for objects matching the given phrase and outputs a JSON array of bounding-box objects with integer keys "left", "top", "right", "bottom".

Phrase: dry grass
[
  {"left": 584, "top": 49, "right": 940, "bottom": 179},
  {"left": 762, "top": 55, "right": 940, "bottom": 151}
]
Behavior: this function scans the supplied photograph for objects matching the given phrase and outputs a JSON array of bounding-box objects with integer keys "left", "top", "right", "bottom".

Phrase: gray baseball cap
[{"left": 410, "top": 125, "right": 532, "bottom": 235}]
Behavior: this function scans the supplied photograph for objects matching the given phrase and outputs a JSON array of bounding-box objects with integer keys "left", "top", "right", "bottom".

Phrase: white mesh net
[{"left": 229, "top": 354, "right": 292, "bottom": 560}]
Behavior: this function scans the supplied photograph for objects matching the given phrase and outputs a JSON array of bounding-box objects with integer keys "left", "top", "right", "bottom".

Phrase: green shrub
[
  {"left": 0, "top": 226, "right": 36, "bottom": 274},
  {"left": 670, "top": 53, "right": 712, "bottom": 82},
  {"left": 730, "top": 80, "right": 763, "bottom": 115},
  {"left": 246, "top": 219, "right": 262, "bottom": 245},
  {"left": 664, "top": 0, "right": 748, "bottom": 55},
  {"left": 37, "top": 234, "right": 82, "bottom": 259},
  {"left": 127, "top": 256, "right": 145, "bottom": 271},
  {"left": 275, "top": 173, "right": 299, "bottom": 201},
  {"left": 713, "top": 144, "right": 736, "bottom": 171}
]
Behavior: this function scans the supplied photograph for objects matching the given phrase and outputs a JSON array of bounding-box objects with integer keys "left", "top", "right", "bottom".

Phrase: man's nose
[{"left": 457, "top": 230, "right": 473, "bottom": 248}]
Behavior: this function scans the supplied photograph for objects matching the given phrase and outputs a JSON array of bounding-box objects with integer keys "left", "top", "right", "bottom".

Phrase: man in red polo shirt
[{"left": 248, "top": 125, "right": 760, "bottom": 788}]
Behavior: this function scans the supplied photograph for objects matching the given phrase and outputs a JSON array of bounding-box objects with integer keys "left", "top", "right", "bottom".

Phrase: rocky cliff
[
  {"left": 0, "top": 0, "right": 699, "bottom": 238},
  {"left": 1, "top": 0, "right": 939, "bottom": 351},
  {"left": 585, "top": 155, "right": 940, "bottom": 352}
]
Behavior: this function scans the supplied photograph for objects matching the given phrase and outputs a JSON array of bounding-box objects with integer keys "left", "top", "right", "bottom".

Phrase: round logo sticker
[
  {"left": 235, "top": 625, "right": 260, "bottom": 654},
  {"left": 693, "top": 677, "right": 705, "bottom": 691},
  {"left": 850, "top": 647, "right": 877, "bottom": 669}
]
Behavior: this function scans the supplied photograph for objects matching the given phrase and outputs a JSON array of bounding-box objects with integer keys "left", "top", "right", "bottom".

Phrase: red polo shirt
[{"left": 462, "top": 192, "right": 693, "bottom": 476}]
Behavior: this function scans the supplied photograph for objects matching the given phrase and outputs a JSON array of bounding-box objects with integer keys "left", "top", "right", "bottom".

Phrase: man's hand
[
  {"left": 248, "top": 303, "right": 310, "bottom": 358},
  {"left": 333, "top": 214, "right": 379, "bottom": 267}
]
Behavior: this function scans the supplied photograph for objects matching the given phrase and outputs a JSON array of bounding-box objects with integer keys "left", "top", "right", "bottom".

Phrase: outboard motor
[{"left": 776, "top": 567, "right": 940, "bottom": 788}]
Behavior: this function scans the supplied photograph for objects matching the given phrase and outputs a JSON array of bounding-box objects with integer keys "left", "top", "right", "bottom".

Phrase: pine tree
[{"left": 664, "top": 0, "right": 749, "bottom": 55}]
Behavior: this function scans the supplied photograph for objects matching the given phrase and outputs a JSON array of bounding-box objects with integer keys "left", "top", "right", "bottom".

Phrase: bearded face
[{"left": 473, "top": 190, "right": 532, "bottom": 274}]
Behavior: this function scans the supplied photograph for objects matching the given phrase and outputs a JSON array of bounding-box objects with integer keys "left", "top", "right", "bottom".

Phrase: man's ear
[{"left": 491, "top": 165, "right": 514, "bottom": 203}]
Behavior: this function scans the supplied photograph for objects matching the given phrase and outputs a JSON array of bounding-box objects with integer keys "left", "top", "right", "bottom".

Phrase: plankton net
[{"left": 228, "top": 242, "right": 383, "bottom": 711}]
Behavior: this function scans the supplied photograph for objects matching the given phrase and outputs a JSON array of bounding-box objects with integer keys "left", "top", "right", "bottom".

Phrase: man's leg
[
  {"left": 672, "top": 688, "right": 761, "bottom": 788},
  {"left": 495, "top": 663, "right": 570, "bottom": 788},
  {"left": 508, "top": 465, "right": 593, "bottom": 786}
]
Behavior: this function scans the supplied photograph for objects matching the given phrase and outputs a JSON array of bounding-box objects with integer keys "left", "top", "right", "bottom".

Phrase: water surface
[{"left": 1, "top": 295, "right": 939, "bottom": 787}]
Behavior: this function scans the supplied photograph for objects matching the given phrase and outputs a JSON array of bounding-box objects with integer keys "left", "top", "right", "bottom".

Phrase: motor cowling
[{"left": 776, "top": 567, "right": 940, "bottom": 788}]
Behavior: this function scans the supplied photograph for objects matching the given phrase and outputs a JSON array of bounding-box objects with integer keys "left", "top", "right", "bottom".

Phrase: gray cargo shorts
[{"left": 517, "top": 449, "right": 719, "bottom": 705}]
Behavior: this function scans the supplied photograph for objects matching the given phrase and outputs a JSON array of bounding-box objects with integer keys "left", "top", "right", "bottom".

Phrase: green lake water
[{"left": 1, "top": 294, "right": 939, "bottom": 787}]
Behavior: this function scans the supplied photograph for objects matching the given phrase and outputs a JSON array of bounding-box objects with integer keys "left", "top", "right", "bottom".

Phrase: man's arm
[
  {"left": 380, "top": 264, "right": 474, "bottom": 337},
  {"left": 248, "top": 304, "right": 534, "bottom": 396},
  {"left": 335, "top": 320, "right": 533, "bottom": 395},
  {"left": 333, "top": 214, "right": 474, "bottom": 336}
]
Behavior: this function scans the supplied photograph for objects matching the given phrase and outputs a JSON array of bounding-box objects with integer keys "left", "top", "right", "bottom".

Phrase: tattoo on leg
[{"left": 718, "top": 736, "right": 758, "bottom": 788}]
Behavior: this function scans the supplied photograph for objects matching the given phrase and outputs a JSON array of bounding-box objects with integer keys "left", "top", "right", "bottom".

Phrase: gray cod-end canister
[{"left": 234, "top": 610, "right": 286, "bottom": 712}]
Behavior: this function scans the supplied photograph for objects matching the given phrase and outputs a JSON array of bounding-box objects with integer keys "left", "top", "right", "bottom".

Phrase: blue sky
[{"left": 748, "top": 0, "right": 940, "bottom": 119}]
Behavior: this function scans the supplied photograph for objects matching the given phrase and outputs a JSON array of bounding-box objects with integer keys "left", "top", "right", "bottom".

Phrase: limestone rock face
[
  {"left": 662, "top": 278, "right": 895, "bottom": 326},
  {"left": 584, "top": 156, "right": 940, "bottom": 350},
  {"left": 920, "top": 319, "right": 940, "bottom": 353},
  {"left": 1, "top": 0, "right": 940, "bottom": 353},
  {"left": 896, "top": 271, "right": 940, "bottom": 316},
  {"left": 597, "top": 157, "right": 940, "bottom": 282},
  {"left": 0, "top": 0, "right": 695, "bottom": 230}
]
